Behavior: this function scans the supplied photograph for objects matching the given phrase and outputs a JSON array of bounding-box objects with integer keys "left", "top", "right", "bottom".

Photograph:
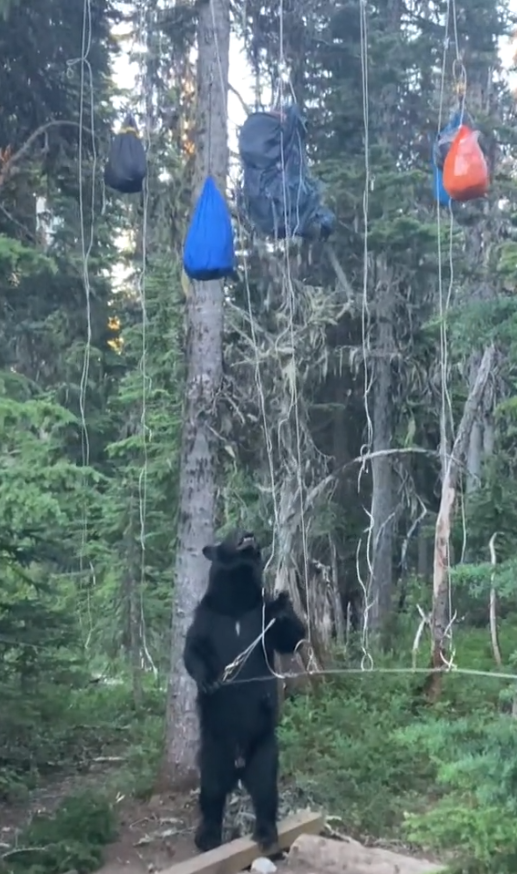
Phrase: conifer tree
[{"left": 162, "top": 0, "right": 231, "bottom": 783}]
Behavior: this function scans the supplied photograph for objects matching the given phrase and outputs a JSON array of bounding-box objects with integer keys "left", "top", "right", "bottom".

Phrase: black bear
[{"left": 183, "top": 529, "right": 306, "bottom": 853}]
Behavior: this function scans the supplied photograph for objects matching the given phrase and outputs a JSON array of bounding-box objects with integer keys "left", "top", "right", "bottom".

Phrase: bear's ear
[{"left": 202, "top": 544, "right": 218, "bottom": 562}]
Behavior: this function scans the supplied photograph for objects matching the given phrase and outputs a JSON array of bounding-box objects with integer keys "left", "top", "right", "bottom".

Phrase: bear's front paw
[{"left": 198, "top": 677, "right": 222, "bottom": 695}]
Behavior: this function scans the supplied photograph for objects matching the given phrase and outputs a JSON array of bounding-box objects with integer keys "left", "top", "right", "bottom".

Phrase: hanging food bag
[
  {"left": 432, "top": 161, "right": 452, "bottom": 208},
  {"left": 104, "top": 114, "right": 147, "bottom": 194},
  {"left": 443, "top": 125, "right": 489, "bottom": 202},
  {"left": 183, "top": 175, "right": 235, "bottom": 282},
  {"left": 433, "top": 109, "right": 474, "bottom": 171}
]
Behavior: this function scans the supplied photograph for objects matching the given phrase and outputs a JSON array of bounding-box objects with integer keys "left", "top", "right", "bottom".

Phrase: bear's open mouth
[{"left": 236, "top": 532, "right": 256, "bottom": 551}]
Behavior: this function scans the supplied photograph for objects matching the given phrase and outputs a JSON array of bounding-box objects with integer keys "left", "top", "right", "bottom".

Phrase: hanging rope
[
  {"left": 207, "top": 0, "right": 283, "bottom": 682},
  {"left": 275, "top": 0, "right": 316, "bottom": 673},
  {"left": 207, "top": 0, "right": 314, "bottom": 682},
  {"left": 67, "top": 0, "right": 97, "bottom": 648},
  {"left": 234, "top": 213, "right": 281, "bottom": 577},
  {"left": 435, "top": 0, "right": 466, "bottom": 670},
  {"left": 136, "top": 0, "right": 155, "bottom": 676},
  {"left": 357, "top": 0, "right": 374, "bottom": 671}
]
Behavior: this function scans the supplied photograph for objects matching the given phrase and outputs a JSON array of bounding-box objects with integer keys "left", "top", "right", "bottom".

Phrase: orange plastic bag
[{"left": 443, "top": 125, "right": 489, "bottom": 201}]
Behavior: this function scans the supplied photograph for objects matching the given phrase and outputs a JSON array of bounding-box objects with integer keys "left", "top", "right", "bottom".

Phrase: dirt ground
[
  {"left": 0, "top": 776, "right": 197, "bottom": 873},
  {"left": 96, "top": 792, "right": 198, "bottom": 873},
  {"left": 0, "top": 771, "right": 443, "bottom": 874},
  {"left": 0, "top": 773, "right": 291, "bottom": 874}
]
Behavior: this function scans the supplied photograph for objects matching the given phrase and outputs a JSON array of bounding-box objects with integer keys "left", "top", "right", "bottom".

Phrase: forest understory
[
  {"left": 3, "top": 0, "right": 517, "bottom": 872},
  {"left": 1, "top": 618, "right": 516, "bottom": 874}
]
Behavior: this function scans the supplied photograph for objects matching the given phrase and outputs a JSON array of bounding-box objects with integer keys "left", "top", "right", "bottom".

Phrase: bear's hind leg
[
  {"left": 196, "top": 735, "right": 237, "bottom": 852},
  {"left": 242, "top": 733, "right": 279, "bottom": 851}
]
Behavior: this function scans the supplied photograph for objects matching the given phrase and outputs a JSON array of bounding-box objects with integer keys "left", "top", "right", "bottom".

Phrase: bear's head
[
  {"left": 202, "top": 530, "right": 263, "bottom": 612},
  {"left": 203, "top": 529, "right": 261, "bottom": 568}
]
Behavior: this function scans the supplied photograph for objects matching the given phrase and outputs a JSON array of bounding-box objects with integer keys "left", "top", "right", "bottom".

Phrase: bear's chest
[{"left": 212, "top": 608, "right": 265, "bottom": 666}]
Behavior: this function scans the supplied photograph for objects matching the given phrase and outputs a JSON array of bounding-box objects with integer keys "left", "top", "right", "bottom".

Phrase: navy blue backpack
[{"left": 183, "top": 176, "right": 235, "bottom": 281}]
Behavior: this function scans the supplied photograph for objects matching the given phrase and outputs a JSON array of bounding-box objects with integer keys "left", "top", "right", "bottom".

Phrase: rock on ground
[{"left": 287, "top": 834, "right": 445, "bottom": 874}]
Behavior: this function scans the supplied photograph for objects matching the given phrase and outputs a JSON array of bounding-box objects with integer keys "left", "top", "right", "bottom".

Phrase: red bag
[{"left": 443, "top": 125, "right": 489, "bottom": 201}]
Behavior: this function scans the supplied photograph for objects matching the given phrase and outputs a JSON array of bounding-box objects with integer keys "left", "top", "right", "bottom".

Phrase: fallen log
[{"left": 288, "top": 834, "right": 445, "bottom": 874}]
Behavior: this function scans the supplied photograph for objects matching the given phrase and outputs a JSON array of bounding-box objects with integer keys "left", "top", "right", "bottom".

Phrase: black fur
[{"left": 183, "top": 529, "right": 306, "bottom": 853}]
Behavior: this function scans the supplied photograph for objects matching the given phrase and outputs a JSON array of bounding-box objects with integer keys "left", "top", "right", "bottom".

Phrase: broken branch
[{"left": 488, "top": 532, "right": 502, "bottom": 667}]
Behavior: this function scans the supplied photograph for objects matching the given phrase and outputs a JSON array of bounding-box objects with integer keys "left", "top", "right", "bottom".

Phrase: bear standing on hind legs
[{"left": 183, "top": 529, "right": 306, "bottom": 854}]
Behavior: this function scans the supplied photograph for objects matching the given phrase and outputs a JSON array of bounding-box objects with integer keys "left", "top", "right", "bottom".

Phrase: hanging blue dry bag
[
  {"left": 432, "top": 161, "right": 452, "bottom": 208},
  {"left": 183, "top": 176, "right": 235, "bottom": 281},
  {"left": 430, "top": 126, "right": 454, "bottom": 208}
]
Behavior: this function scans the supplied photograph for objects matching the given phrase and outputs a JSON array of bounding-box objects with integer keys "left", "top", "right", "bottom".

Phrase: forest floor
[
  {"left": 0, "top": 764, "right": 444, "bottom": 874},
  {"left": 0, "top": 765, "right": 297, "bottom": 874},
  {"left": 0, "top": 767, "right": 198, "bottom": 873}
]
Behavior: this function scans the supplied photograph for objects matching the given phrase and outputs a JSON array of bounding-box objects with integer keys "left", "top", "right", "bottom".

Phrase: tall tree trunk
[
  {"left": 428, "top": 345, "right": 495, "bottom": 701},
  {"left": 367, "top": 0, "right": 401, "bottom": 633},
  {"left": 368, "top": 271, "right": 394, "bottom": 632},
  {"left": 123, "top": 494, "right": 143, "bottom": 711},
  {"left": 161, "top": 0, "right": 230, "bottom": 787}
]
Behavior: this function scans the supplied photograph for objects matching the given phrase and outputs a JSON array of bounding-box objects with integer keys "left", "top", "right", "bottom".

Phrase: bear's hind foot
[
  {"left": 253, "top": 821, "right": 279, "bottom": 852},
  {"left": 195, "top": 820, "right": 223, "bottom": 852}
]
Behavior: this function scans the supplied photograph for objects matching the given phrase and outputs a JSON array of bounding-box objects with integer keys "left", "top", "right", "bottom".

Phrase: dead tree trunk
[
  {"left": 369, "top": 304, "right": 394, "bottom": 631},
  {"left": 368, "top": 263, "right": 395, "bottom": 633},
  {"left": 367, "top": 0, "right": 401, "bottom": 634},
  {"left": 428, "top": 344, "right": 495, "bottom": 701},
  {"left": 465, "top": 348, "right": 495, "bottom": 560},
  {"left": 161, "top": 0, "right": 230, "bottom": 787},
  {"left": 123, "top": 493, "right": 143, "bottom": 711}
]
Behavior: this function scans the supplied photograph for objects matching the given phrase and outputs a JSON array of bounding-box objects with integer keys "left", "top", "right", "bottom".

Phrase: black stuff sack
[
  {"left": 104, "top": 114, "right": 147, "bottom": 194},
  {"left": 237, "top": 104, "right": 335, "bottom": 241}
]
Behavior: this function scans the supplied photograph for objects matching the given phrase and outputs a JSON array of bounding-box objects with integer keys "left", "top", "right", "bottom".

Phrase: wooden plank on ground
[{"left": 160, "top": 811, "right": 325, "bottom": 874}]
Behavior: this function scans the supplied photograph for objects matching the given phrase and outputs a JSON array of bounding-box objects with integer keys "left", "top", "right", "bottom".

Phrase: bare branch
[
  {"left": 228, "top": 82, "right": 251, "bottom": 116},
  {"left": 0, "top": 120, "right": 91, "bottom": 187},
  {"left": 326, "top": 242, "right": 357, "bottom": 304}
]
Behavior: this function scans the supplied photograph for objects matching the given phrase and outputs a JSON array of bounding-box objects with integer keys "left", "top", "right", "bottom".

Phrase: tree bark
[
  {"left": 367, "top": 0, "right": 401, "bottom": 633},
  {"left": 123, "top": 493, "right": 143, "bottom": 710},
  {"left": 161, "top": 0, "right": 230, "bottom": 787},
  {"left": 368, "top": 279, "right": 395, "bottom": 632},
  {"left": 428, "top": 344, "right": 495, "bottom": 701}
]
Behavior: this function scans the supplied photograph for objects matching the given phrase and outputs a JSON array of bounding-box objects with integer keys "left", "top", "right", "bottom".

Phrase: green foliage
[
  {"left": 86, "top": 255, "right": 184, "bottom": 667},
  {"left": 401, "top": 714, "right": 517, "bottom": 873},
  {"left": 277, "top": 634, "right": 517, "bottom": 871},
  {"left": 0, "top": 671, "right": 164, "bottom": 795},
  {"left": 0, "top": 235, "right": 57, "bottom": 277},
  {"left": 279, "top": 673, "right": 433, "bottom": 836},
  {"left": 3, "top": 4, "right": 517, "bottom": 874},
  {"left": 0, "top": 791, "right": 117, "bottom": 874},
  {"left": 0, "top": 387, "right": 95, "bottom": 541}
]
